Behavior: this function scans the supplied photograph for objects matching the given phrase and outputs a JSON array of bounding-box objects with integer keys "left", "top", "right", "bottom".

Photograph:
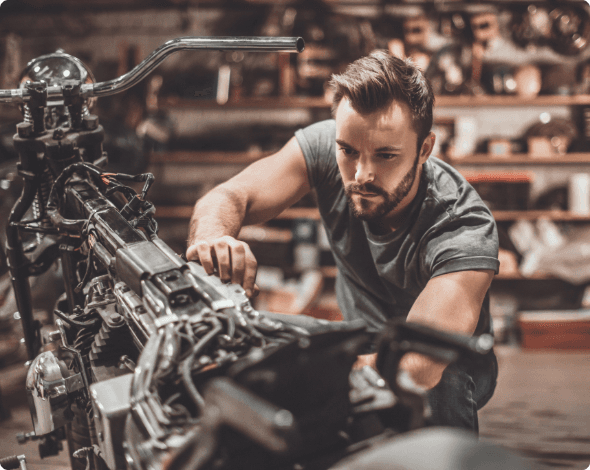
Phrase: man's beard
[{"left": 344, "top": 153, "right": 420, "bottom": 221}]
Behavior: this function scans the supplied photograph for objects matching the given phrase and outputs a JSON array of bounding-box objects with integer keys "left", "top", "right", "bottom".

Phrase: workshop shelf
[
  {"left": 449, "top": 153, "right": 590, "bottom": 165},
  {"left": 156, "top": 205, "right": 321, "bottom": 220},
  {"left": 159, "top": 95, "right": 590, "bottom": 111},
  {"left": 150, "top": 150, "right": 272, "bottom": 164}
]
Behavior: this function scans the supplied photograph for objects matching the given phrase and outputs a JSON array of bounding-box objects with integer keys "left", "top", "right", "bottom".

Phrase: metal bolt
[
  {"left": 20, "top": 338, "right": 25, "bottom": 344},
  {"left": 13, "top": 311, "right": 21, "bottom": 320}
]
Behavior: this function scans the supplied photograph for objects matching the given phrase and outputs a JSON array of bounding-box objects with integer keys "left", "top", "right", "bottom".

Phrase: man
[{"left": 186, "top": 51, "right": 499, "bottom": 432}]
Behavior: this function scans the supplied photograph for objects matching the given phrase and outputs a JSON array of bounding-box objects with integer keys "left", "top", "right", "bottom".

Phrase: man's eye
[
  {"left": 339, "top": 147, "right": 355, "bottom": 156},
  {"left": 378, "top": 153, "right": 398, "bottom": 160}
]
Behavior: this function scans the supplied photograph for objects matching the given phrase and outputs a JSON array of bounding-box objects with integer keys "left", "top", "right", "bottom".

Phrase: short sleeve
[
  {"left": 295, "top": 119, "right": 337, "bottom": 189},
  {"left": 423, "top": 209, "right": 500, "bottom": 279}
]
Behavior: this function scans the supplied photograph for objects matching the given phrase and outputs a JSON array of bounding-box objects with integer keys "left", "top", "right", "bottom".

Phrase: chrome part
[
  {"left": 0, "top": 36, "right": 303, "bottom": 104},
  {"left": 187, "top": 261, "right": 254, "bottom": 314},
  {"left": 18, "top": 454, "right": 27, "bottom": 470},
  {"left": 85, "top": 36, "right": 304, "bottom": 99},
  {"left": 19, "top": 51, "right": 95, "bottom": 89},
  {"left": 18, "top": 51, "right": 95, "bottom": 119},
  {"left": 90, "top": 373, "right": 134, "bottom": 470},
  {"left": 25, "top": 351, "right": 73, "bottom": 435}
]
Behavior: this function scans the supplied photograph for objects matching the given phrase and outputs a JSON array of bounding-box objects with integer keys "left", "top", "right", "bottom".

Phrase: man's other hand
[{"left": 186, "top": 236, "right": 258, "bottom": 297}]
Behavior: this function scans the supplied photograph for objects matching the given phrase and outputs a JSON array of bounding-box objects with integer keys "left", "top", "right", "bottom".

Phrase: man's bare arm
[
  {"left": 355, "top": 269, "right": 494, "bottom": 390},
  {"left": 400, "top": 269, "right": 494, "bottom": 389},
  {"left": 186, "top": 136, "right": 311, "bottom": 296}
]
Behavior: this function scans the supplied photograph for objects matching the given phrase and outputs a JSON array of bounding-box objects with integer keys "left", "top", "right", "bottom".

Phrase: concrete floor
[
  {"left": 479, "top": 347, "right": 590, "bottom": 470},
  {"left": 0, "top": 346, "right": 588, "bottom": 470}
]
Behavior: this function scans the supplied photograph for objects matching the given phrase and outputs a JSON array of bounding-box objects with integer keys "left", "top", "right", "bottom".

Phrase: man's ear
[{"left": 419, "top": 132, "right": 436, "bottom": 163}]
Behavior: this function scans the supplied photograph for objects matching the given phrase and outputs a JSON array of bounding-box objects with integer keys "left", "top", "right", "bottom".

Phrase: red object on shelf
[
  {"left": 518, "top": 311, "right": 590, "bottom": 349},
  {"left": 461, "top": 171, "right": 534, "bottom": 184}
]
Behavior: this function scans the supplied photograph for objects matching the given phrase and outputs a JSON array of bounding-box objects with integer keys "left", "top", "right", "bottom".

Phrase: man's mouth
[{"left": 355, "top": 191, "right": 380, "bottom": 198}]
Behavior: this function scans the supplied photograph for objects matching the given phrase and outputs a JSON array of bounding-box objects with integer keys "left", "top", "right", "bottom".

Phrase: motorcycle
[{"left": 0, "top": 36, "right": 526, "bottom": 470}]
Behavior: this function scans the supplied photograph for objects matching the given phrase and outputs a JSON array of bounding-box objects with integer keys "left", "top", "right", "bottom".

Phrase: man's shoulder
[
  {"left": 423, "top": 157, "right": 492, "bottom": 219},
  {"left": 296, "top": 119, "right": 336, "bottom": 145},
  {"left": 295, "top": 119, "right": 340, "bottom": 191}
]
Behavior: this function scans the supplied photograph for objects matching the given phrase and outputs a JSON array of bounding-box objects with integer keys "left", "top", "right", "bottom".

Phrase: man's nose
[{"left": 355, "top": 156, "right": 375, "bottom": 185}]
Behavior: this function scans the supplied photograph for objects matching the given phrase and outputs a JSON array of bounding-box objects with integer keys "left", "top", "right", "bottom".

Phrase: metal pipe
[{"left": 84, "top": 36, "right": 304, "bottom": 98}]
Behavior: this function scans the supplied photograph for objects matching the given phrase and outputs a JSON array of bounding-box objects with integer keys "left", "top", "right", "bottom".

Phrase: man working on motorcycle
[{"left": 186, "top": 51, "right": 499, "bottom": 433}]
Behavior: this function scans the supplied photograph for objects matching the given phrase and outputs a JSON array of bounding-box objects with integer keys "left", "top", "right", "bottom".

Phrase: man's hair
[{"left": 329, "top": 51, "right": 435, "bottom": 151}]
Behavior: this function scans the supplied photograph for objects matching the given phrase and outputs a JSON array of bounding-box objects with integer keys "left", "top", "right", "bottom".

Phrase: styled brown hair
[{"left": 329, "top": 50, "right": 435, "bottom": 151}]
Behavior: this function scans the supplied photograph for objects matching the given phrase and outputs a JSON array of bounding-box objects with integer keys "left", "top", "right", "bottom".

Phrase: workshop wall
[{"left": 2, "top": 0, "right": 590, "bottom": 346}]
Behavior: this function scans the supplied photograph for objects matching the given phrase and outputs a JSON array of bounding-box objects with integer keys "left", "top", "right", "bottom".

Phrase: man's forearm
[{"left": 188, "top": 185, "right": 248, "bottom": 246}]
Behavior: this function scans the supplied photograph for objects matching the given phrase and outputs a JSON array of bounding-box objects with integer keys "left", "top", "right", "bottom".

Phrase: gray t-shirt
[{"left": 295, "top": 119, "right": 500, "bottom": 336}]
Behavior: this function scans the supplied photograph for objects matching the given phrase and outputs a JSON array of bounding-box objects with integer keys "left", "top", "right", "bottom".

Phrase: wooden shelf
[
  {"left": 156, "top": 206, "right": 590, "bottom": 223},
  {"left": 160, "top": 96, "right": 331, "bottom": 110},
  {"left": 150, "top": 150, "right": 271, "bottom": 164},
  {"left": 494, "top": 273, "right": 554, "bottom": 281},
  {"left": 492, "top": 210, "right": 590, "bottom": 222},
  {"left": 450, "top": 153, "right": 590, "bottom": 165},
  {"left": 436, "top": 95, "right": 590, "bottom": 107},
  {"left": 239, "top": 225, "right": 292, "bottom": 243},
  {"left": 159, "top": 94, "right": 590, "bottom": 111},
  {"left": 156, "top": 205, "right": 320, "bottom": 220},
  {"left": 149, "top": 151, "right": 590, "bottom": 166}
]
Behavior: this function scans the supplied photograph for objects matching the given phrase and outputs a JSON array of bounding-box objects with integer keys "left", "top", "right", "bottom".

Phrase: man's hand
[
  {"left": 353, "top": 353, "right": 377, "bottom": 370},
  {"left": 186, "top": 236, "right": 258, "bottom": 298}
]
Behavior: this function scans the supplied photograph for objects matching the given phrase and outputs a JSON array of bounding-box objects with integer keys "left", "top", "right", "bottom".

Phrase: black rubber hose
[
  {"left": 180, "top": 317, "right": 223, "bottom": 413},
  {"left": 53, "top": 309, "right": 101, "bottom": 328},
  {"left": 46, "top": 162, "right": 104, "bottom": 233}
]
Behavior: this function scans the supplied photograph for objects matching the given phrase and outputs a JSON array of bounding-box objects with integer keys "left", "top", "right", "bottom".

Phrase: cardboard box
[{"left": 518, "top": 310, "right": 590, "bottom": 349}]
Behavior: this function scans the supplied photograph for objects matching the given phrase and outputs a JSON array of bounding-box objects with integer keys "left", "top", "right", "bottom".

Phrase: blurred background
[{"left": 0, "top": 0, "right": 589, "bottom": 469}]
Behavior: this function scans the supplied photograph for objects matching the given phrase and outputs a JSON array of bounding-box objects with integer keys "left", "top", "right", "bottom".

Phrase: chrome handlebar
[{"left": 0, "top": 36, "right": 304, "bottom": 104}]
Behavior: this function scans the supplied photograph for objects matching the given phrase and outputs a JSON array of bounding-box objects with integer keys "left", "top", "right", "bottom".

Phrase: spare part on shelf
[
  {"left": 513, "top": 4, "right": 590, "bottom": 56},
  {"left": 470, "top": 11, "right": 501, "bottom": 48},
  {"left": 512, "top": 4, "right": 553, "bottom": 49},
  {"left": 548, "top": 6, "right": 590, "bottom": 56},
  {"left": 523, "top": 116, "right": 578, "bottom": 155},
  {"left": 438, "top": 11, "right": 472, "bottom": 42},
  {"left": 480, "top": 63, "right": 541, "bottom": 97},
  {"left": 425, "top": 43, "right": 472, "bottom": 95}
]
